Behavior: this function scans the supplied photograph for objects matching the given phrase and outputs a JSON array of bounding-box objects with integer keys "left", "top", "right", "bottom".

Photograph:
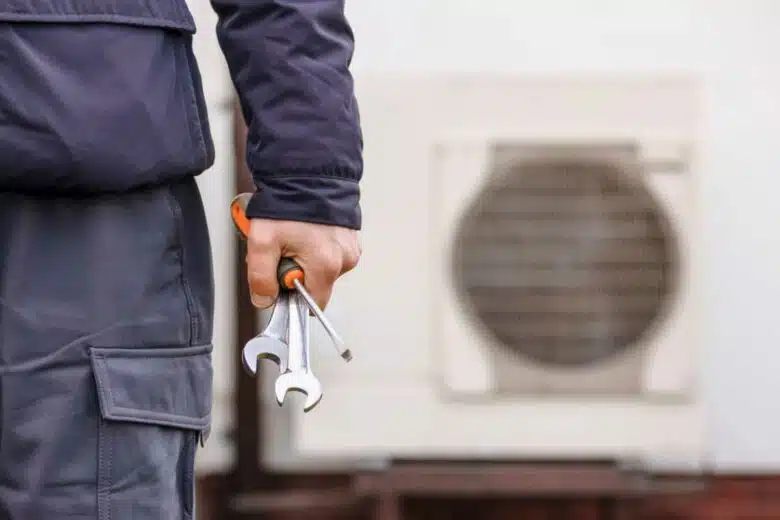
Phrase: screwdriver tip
[{"left": 341, "top": 349, "right": 353, "bottom": 362}]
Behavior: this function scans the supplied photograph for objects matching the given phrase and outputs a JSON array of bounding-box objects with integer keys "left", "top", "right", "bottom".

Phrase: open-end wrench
[
  {"left": 274, "top": 291, "right": 323, "bottom": 412},
  {"left": 241, "top": 291, "right": 290, "bottom": 375},
  {"left": 230, "top": 193, "right": 352, "bottom": 362}
]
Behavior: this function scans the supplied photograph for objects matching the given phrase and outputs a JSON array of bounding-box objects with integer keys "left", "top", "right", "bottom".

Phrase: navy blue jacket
[{"left": 0, "top": 0, "right": 363, "bottom": 229}]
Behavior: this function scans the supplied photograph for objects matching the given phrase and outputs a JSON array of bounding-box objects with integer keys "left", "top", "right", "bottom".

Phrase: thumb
[{"left": 247, "top": 222, "right": 282, "bottom": 309}]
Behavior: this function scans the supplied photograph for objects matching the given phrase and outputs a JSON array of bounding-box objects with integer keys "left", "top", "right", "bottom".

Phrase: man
[{"left": 0, "top": 1, "right": 362, "bottom": 518}]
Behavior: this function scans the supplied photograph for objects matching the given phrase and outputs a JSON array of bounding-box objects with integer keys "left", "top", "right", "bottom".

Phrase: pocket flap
[{"left": 90, "top": 344, "right": 212, "bottom": 431}]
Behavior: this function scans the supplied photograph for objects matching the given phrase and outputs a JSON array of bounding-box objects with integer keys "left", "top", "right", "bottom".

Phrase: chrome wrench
[
  {"left": 241, "top": 291, "right": 290, "bottom": 374},
  {"left": 274, "top": 290, "right": 323, "bottom": 412}
]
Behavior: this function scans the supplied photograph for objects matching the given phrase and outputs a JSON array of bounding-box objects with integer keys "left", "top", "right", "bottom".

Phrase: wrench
[
  {"left": 274, "top": 291, "right": 323, "bottom": 412},
  {"left": 241, "top": 292, "right": 290, "bottom": 375}
]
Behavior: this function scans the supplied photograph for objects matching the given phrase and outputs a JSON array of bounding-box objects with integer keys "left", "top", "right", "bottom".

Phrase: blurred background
[{"left": 188, "top": 1, "right": 780, "bottom": 518}]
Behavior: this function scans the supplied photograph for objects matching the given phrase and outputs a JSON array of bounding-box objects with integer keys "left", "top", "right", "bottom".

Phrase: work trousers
[{"left": 0, "top": 176, "right": 214, "bottom": 519}]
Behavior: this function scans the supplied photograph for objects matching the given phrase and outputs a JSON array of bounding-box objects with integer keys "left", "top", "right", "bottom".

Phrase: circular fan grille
[{"left": 452, "top": 159, "right": 677, "bottom": 367}]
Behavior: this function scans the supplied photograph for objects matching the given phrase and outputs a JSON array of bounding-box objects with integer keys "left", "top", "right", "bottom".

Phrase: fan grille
[{"left": 452, "top": 159, "right": 676, "bottom": 366}]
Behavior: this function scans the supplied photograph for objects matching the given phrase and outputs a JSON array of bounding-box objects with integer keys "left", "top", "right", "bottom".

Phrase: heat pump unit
[{"left": 262, "top": 75, "right": 705, "bottom": 472}]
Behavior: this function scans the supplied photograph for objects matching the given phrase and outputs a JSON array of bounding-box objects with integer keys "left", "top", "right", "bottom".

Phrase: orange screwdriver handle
[
  {"left": 230, "top": 193, "right": 253, "bottom": 238},
  {"left": 277, "top": 258, "right": 304, "bottom": 290},
  {"left": 230, "top": 193, "right": 305, "bottom": 290}
]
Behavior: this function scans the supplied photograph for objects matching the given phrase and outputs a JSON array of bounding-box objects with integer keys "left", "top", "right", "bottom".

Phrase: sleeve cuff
[{"left": 245, "top": 175, "right": 362, "bottom": 230}]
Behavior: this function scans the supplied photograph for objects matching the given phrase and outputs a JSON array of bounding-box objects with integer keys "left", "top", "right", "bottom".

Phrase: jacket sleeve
[{"left": 209, "top": 0, "right": 363, "bottom": 229}]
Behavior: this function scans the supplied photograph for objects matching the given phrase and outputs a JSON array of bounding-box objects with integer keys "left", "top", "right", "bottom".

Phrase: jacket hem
[{"left": 0, "top": 13, "right": 195, "bottom": 32}]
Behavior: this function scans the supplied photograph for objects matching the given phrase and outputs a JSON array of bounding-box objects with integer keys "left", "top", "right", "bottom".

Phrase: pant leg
[{"left": 0, "top": 177, "right": 214, "bottom": 520}]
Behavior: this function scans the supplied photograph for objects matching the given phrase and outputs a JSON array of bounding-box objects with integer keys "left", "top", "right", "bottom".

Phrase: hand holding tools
[
  {"left": 230, "top": 193, "right": 352, "bottom": 362},
  {"left": 230, "top": 193, "right": 352, "bottom": 412}
]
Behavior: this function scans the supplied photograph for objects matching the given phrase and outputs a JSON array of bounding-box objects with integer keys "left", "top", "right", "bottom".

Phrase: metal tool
[
  {"left": 274, "top": 291, "right": 323, "bottom": 412},
  {"left": 230, "top": 193, "right": 352, "bottom": 362},
  {"left": 230, "top": 192, "right": 354, "bottom": 412},
  {"left": 289, "top": 273, "right": 351, "bottom": 362},
  {"left": 241, "top": 291, "right": 290, "bottom": 374}
]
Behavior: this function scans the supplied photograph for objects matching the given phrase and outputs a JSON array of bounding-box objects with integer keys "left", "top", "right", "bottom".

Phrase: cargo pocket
[{"left": 90, "top": 344, "right": 212, "bottom": 520}]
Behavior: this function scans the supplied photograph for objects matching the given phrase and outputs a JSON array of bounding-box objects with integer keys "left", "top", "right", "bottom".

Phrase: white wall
[
  {"left": 190, "top": 0, "right": 780, "bottom": 474},
  {"left": 344, "top": 0, "right": 780, "bottom": 473}
]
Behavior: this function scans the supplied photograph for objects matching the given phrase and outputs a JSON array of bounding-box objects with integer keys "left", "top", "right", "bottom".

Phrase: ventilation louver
[{"left": 453, "top": 157, "right": 678, "bottom": 367}]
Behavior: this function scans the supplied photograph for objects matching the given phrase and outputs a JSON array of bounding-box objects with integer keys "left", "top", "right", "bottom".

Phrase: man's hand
[{"left": 247, "top": 219, "right": 361, "bottom": 311}]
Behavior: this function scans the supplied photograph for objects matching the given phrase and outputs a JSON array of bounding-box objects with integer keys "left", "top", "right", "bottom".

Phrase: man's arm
[
  {"left": 210, "top": 0, "right": 363, "bottom": 230},
  {"left": 210, "top": 0, "right": 363, "bottom": 309}
]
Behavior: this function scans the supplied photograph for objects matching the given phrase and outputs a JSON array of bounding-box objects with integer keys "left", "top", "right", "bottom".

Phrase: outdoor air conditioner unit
[{"left": 261, "top": 75, "right": 706, "bottom": 472}]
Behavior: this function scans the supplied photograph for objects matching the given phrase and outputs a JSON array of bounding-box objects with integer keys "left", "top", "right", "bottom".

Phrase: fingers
[
  {"left": 297, "top": 233, "right": 361, "bottom": 310},
  {"left": 246, "top": 222, "right": 281, "bottom": 309},
  {"left": 296, "top": 251, "right": 342, "bottom": 311},
  {"left": 340, "top": 233, "right": 362, "bottom": 276}
]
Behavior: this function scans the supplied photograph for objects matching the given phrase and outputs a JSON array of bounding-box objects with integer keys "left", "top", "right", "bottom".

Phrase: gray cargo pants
[{"left": 0, "top": 177, "right": 214, "bottom": 519}]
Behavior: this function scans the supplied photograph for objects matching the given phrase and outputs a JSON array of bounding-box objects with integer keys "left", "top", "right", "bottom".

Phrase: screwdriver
[{"left": 230, "top": 193, "right": 352, "bottom": 362}]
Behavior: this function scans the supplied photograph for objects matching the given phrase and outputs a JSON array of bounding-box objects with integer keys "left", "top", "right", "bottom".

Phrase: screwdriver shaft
[{"left": 292, "top": 279, "right": 352, "bottom": 362}]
